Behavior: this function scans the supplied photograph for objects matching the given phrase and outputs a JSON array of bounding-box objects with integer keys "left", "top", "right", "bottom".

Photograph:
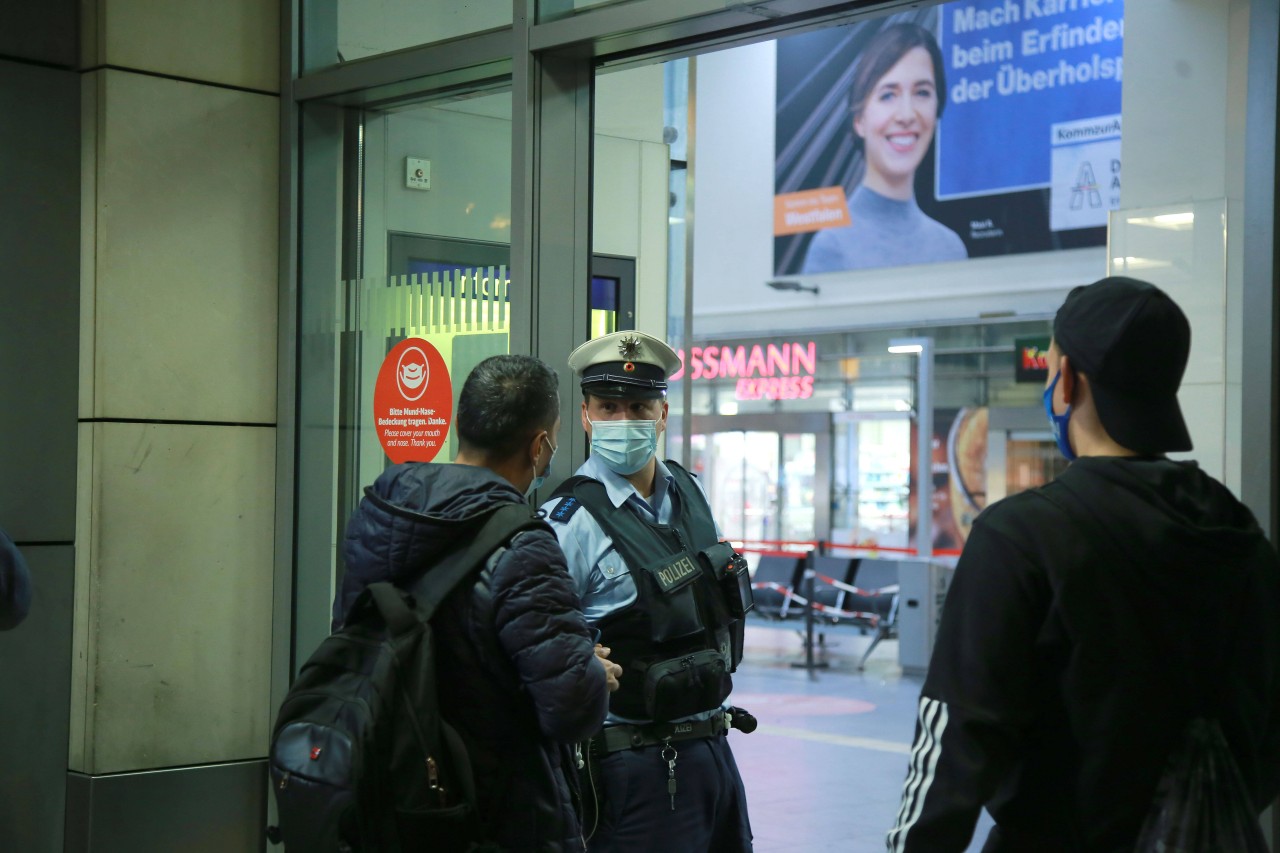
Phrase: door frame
[{"left": 986, "top": 405, "right": 1049, "bottom": 504}]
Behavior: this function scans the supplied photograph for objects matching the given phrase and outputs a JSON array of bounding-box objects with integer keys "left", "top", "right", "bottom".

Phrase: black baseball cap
[{"left": 1053, "top": 276, "right": 1193, "bottom": 454}]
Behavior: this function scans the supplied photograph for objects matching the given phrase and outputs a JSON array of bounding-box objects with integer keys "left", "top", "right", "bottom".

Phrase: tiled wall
[{"left": 1116, "top": 0, "right": 1245, "bottom": 493}]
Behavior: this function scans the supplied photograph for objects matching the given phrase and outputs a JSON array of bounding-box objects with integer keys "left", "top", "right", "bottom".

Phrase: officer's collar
[{"left": 587, "top": 455, "right": 674, "bottom": 510}]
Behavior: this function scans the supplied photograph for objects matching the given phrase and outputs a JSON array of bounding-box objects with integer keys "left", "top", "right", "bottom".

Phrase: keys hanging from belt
[{"left": 661, "top": 740, "right": 677, "bottom": 811}]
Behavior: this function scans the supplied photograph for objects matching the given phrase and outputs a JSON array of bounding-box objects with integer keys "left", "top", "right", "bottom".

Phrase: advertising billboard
[{"left": 774, "top": 0, "right": 1124, "bottom": 276}]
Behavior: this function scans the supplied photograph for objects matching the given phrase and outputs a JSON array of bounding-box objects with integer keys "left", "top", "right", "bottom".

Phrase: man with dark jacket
[
  {"left": 887, "top": 277, "right": 1280, "bottom": 851},
  {"left": 334, "top": 354, "right": 619, "bottom": 852},
  {"left": 1, "top": 527, "right": 31, "bottom": 630}
]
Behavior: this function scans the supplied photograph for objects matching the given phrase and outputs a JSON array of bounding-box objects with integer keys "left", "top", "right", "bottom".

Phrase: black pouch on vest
[
  {"left": 698, "top": 543, "right": 754, "bottom": 670},
  {"left": 697, "top": 542, "right": 755, "bottom": 618},
  {"left": 640, "top": 649, "right": 732, "bottom": 721}
]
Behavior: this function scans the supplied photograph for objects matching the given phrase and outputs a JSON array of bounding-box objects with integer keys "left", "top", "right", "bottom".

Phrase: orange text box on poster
[
  {"left": 373, "top": 338, "right": 453, "bottom": 464},
  {"left": 773, "top": 187, "right": 851, "bottom": 236}
]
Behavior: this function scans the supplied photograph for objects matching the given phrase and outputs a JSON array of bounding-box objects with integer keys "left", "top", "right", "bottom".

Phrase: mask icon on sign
[
  {"left": 400, "top": 362, "right": 425, "bottom": 390},
  {"left": 395, "top": 346, "right": 430, "bottom": 401}
]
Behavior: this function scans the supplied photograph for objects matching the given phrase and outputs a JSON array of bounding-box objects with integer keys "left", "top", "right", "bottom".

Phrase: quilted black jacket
[{"left": 336, "top": 462, "right": 607, "bottom": 852}]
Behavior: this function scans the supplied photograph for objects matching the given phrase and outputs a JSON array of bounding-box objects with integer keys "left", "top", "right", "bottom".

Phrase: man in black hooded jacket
[
  {"left": 887, "top": 277, "right": 1280, "bottom": 851},
  {"left": 334, "top": 354, "right": 620, "bottom": 852}
]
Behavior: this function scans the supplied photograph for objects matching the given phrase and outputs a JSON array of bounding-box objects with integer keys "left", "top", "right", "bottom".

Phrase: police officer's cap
[{"left": 568, "top": 331, "right": 682, "bottom": 400}]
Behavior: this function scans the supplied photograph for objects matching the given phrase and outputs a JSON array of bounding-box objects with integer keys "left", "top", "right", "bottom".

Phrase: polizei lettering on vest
[{"left": 656, "top": 556, "right": 699, "bottom": 593}]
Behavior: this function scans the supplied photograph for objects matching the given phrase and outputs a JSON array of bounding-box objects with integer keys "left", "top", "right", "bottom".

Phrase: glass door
[
  {"left": 693, "top": 430, "right": 781, "bottom": 543},
  {"left": 688, "top": 413, "right": 829, "bottom": 547},
  {"left": 833, "top": 416, "right": 912, "bottom": 550}
]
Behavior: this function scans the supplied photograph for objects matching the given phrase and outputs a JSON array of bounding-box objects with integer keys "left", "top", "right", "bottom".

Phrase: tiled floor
[{"left": 729, "top": 622, "right": 994, "bottom": 852}]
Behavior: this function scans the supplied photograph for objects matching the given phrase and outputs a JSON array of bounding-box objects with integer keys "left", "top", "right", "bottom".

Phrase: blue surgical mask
[
  {"left": 526, "top": 435, "right": 556, "bottom": 497},
  {"left": 1043, "top": 371, "right": 1076, "bottom": 462},
  {"left": 590, "top": 419, "right": 658, "bottom": 476}
]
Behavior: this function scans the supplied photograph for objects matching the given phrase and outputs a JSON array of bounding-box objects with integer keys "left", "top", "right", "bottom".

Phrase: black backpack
[{"left": 268, "top": 503, "right": 547, "bottom": 852}]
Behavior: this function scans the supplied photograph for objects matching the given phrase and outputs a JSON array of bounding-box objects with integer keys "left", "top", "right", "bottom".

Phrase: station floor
[{"left": 729, "top": 622, "right": 994, "bottom": 852}]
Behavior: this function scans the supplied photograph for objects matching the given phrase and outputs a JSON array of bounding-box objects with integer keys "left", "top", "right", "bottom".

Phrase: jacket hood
[
  {"left": 333, "top": 462, "right": 526, "bottom": 627},
  {"left": 1064, "top": 456, "right": 1263, "bottom": 569}
]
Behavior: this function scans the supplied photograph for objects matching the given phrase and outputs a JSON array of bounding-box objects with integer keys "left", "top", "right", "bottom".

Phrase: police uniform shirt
[{"left": 542, "top": 454, "right": 725, "bottom": 724}]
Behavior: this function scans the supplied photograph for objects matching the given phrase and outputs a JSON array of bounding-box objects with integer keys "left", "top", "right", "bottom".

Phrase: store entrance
[{"left": 687, "top": 413, "right": 830, "bottom": 547}]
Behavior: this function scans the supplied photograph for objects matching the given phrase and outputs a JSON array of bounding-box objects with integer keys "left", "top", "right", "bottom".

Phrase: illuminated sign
[
  {"left": 1015, "top": 336, "right": 1051, "bottom": 383},
  {"left": 672, "top": 341, "right": 817, "bottom": 401}
]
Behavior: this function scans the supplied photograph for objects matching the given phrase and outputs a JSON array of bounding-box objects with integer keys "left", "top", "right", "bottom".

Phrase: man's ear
[
  {"left": 529, "top": 429, "right": 548, "bottom": 465},
  {"left": 1059, "top": 355, "right": 1077, "bottom": 405}
]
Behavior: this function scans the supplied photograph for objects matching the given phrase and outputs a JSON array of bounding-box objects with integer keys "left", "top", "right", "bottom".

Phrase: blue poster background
[{"left": 936, "top": 0, "right": 1124, "bottom": 199}]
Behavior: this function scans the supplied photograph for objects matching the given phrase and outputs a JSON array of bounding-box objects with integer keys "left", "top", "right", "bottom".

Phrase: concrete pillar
[{"left": 66, "top": 0, "right": 280, "bottom": 848}]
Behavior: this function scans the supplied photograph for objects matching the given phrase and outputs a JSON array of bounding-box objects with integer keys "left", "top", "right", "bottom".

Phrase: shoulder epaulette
[{"left": 548, "top": 495, "right": 582, "bottom": 524}]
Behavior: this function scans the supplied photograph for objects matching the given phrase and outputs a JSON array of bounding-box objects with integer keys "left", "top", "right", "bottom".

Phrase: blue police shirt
[{"left": 542, "top": 455, "right": 726, "bottom": 724}]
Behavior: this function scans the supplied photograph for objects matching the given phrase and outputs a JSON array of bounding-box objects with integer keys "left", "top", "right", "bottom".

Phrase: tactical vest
[{"left": 552, "top": 461, "right": 753, "bottom": 722}]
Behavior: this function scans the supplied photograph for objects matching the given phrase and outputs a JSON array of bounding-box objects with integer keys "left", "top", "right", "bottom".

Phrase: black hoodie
[
  {"left": 888, "top": 457, "right": 1280, "bottom": 852},
  {"left": 337, "top": 463, "right": 608, "bottom": 852}
]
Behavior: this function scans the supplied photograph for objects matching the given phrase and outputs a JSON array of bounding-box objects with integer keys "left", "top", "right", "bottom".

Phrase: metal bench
[{"left": 748, "top": 554, "right": 804, "bottom": 620}]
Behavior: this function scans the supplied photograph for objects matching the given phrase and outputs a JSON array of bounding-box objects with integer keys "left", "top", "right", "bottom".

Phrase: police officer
[{"left": 541, "top": 330, "right": 755, "bottom": 852}]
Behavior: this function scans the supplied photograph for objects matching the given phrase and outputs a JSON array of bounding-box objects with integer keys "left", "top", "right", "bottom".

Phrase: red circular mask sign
[{"left": 373, "top": 338, "right": 453, "bottom": 464}]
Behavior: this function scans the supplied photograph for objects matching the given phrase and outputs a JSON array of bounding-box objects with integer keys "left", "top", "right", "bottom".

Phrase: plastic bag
[{"left": 1134, "top": 717, "right": 1267, "bottom": 853}]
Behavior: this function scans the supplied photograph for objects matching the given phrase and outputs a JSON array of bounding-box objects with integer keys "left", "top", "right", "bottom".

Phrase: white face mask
[
  {"left": 526, "top": 435, "right": 556, "bottom": 497},
  {"left": 590, "top": 419, "right": 658, "bottom": 475}
]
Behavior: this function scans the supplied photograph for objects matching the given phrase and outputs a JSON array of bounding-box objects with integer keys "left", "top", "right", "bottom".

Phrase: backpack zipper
[{"left": 427, "top": 756, "right": 446, "bottom": 803}]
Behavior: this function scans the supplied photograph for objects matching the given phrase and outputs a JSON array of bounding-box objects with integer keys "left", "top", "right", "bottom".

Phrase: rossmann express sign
[{"left": 671, "top": 340, "right": 817, "bottom": 401}]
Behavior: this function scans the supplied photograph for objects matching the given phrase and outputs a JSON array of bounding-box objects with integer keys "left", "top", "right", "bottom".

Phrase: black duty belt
[{"left": 590, "top": 712, "right": 730, "bottom": 756}]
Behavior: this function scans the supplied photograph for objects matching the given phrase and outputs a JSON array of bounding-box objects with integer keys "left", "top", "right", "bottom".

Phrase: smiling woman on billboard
[{"left": 800, "top": 23, "right": 968, "bottom": 274}]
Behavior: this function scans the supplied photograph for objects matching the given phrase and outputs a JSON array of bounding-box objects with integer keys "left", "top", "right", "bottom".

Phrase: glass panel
[
  {"left": 1006, "top": 434, "right": 1067, "bottom": 497},
  {"left": 1108, "top": 199, "right": 1229, "bottom": 474},
  {"left": 778, "top": 433, "right": 816, "bottom": 542},
  {"left": 743, "top": 431, "right": 781, "bottom": 543},
  {"left": 698, "top": 431, "right": 780, "bottom": 544},
  {"left": 302, "top": 0, "right": 512, "bottom": 73},
  {"left": 538, "top": 0, "right": 632, "bottom": 23},
  {"left": 295, "top": 89, "right": 514, "bottom": 644},
  {"left": 706, "top": 432, "right": 746, "bottom": 540},
  {"left": 854, "top": 419, "right": 911, "bottom": 550}
]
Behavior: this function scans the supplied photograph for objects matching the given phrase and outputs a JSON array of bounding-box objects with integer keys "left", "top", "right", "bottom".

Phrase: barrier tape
[
  {"left": 813, "top": 573, "right": 900, "bottom": 598},
  {"left": 749, "top": 580, "right": 882, "bottom": 625},
  {"left": 734, "top": 538, "right": 963, "bottom": 558}
]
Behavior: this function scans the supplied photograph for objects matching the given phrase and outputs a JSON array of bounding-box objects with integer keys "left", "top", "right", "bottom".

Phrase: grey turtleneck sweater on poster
[{"left": 800, "top": 184, "right": 968, "bottom": 274}]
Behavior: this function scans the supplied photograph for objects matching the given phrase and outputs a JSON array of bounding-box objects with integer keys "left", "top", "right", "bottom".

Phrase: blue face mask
[
  {"left": 526, "top": 435, "right": 556, "bottom": 497},
  {"left": 590, "top": 419, "right": 659, "bottom": 476},
  {"left": 1043, "top": 371, "right": 1076, "bottom": 462}
]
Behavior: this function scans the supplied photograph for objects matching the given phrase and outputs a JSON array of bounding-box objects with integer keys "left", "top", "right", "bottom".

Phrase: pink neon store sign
[{"left": 671, "top": 340, "right": 817, "bottom": 401}]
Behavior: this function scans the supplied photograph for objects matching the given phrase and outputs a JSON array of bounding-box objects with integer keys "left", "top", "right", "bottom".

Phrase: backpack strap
[
  {"left": 408, "top": 502, "right": 550, "bottom": 618},
  {"left": 362, "top": 499, "right": 545, "bottom": 636},
  {"left": 362, "top": 502, "right": 546, "bottom": 835}
]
